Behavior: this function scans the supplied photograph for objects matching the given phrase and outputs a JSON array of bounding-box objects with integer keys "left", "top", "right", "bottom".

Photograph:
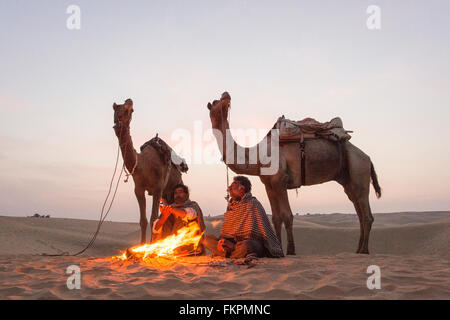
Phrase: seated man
[
  {"left": 202, "top": 176, "right": 284, "bottom": 259},
  {"left": 152, "top": 184, "right": 206, "bottom": 255}
]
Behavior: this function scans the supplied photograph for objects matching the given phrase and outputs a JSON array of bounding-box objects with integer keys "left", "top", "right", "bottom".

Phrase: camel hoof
[
  {"left": 286, "top": 243, "right": 296, "bottom": 255},
  {"left": 358, "top": 250, "right": 369, "bottom": 255}
]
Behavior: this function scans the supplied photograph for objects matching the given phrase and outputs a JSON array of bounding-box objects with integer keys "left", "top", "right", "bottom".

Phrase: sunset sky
[{"left": 0, "top": 0, "right": 449, "bottom": 222}]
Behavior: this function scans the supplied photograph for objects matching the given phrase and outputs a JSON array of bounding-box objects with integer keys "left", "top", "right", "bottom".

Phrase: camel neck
[
  {"left": 115, "top": 127, "right": 138, "bottom": 173},
  {"left": 213, "top": 119, "right": 261, "bottom": 176}
]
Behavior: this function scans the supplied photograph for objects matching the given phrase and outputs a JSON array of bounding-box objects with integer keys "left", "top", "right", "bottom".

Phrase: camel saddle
[
  {"left": 274, "top": 116, "right": 352, "bottom": 187},
  {"left": 274, "top": 116, "right": 353, "bottom": 142},
  {"left": 140, "top": 135, "right": 189, "bottom": 173}
]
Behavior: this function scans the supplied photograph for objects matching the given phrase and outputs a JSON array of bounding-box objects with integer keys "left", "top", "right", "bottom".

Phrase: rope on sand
[{"left": 39, "top": 141, "right": 124, "bottom": 257}]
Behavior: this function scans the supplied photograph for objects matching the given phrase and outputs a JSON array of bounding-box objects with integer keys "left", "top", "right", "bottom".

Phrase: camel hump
[{"left": 140, "top": 136, "right": 189, "bottom": 173}]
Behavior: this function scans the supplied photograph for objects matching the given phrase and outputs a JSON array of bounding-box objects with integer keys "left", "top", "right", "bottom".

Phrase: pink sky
[{"left": 0, "top": 1, "right": 449, "bottom": 222}]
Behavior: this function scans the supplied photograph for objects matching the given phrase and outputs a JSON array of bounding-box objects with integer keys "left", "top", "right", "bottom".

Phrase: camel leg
[
  {"left": 272, "top": 215, "right": 283, "bottom": 250},
  {"left": 351, "top": 177, "right": 373, "bottom": 254},
  {"left": 135, "top": 188, "right": 147, "bottom": 244},
  {"left": 265, "top": 185, "right": 282, "bottom": 247},
  {"left": 356, "top": 196, "right": 374, "bottom": 254},
  {"left": 354, "top": 202, "right": 365, "bottom": 254},
  {"left": 339, "top": 144, "right": 375, "bottom": 254},
  {"left": 277, "top": 188, "right": 296, "bottom": 255},
  {"left": 343, "top": 181, "right": 373, "bottom": 254},
  {"left": 343, "top": 184, "right": 364, "bottom": 253},
  {"left": 149, "top": 192, "right": 162, "bottom": 243}
]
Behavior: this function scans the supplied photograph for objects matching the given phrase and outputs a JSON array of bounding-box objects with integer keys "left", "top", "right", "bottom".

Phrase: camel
[
  {"left": 113, "top": 99, "right": 187, "bottom": 244},
  {"left": 207, "top": 92, "right": 382, "bottom": 255}
]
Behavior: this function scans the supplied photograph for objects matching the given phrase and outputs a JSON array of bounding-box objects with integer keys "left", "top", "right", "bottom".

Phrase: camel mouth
[
  {"left": 219, "top": 92, "right": 231, "bottom": 110},
  {"left": 113, "top": 121, "right": 126, "bottom": 130},
  {"left": 221, "top": 92, "right": 231, "bottom": 101}
]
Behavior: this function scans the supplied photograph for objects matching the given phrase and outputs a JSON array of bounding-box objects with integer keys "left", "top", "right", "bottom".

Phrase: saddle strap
[{"left": 300, "top": 132, "right": 306, "bottom": 186}]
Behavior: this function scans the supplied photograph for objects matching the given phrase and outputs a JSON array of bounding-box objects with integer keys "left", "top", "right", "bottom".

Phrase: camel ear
[
  {"left": 113, "top": 103, "right": 117, "bottom": 111},
  {"left": 207, "top": 102, "right": 212, "bottom": 110}
]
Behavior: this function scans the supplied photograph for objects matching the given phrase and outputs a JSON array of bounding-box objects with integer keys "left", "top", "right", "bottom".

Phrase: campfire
[{"left": 113, "top": 222, "right": 204, "bottom": 264}]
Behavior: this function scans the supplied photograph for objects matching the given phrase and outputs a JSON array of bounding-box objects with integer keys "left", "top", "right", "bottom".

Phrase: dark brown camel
[{"left": 113, "top": 99, "right": 187, "bottom": 244}]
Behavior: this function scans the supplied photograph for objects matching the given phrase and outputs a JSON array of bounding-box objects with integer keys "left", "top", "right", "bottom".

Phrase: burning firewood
[{"left": 113, "top": 223, "right": 204, "bottom": 264}]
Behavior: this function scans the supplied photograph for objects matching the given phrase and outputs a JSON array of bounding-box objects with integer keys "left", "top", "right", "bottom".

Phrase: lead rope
[
  {"left": 40, "top": 144, "right": 124, "bottom": 256},
  {"left": 40, "top": 124, "right": 130, "bottom": 257},
  {"left": 124, "top": 150, "right": 138, "bottom": 183},
  {"left": 222, "top": 102, "right": 231, "bottom": 202}
]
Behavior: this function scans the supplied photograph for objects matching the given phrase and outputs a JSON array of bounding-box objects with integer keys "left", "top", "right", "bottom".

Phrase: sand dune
[{"left": 0, "top": 212, "right": 449, "bottom": 299}]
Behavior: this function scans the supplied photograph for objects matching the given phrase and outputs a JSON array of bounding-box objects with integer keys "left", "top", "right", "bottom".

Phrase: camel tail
[{"left": 370, "top": 161, "right": 382, "bottom": 198}]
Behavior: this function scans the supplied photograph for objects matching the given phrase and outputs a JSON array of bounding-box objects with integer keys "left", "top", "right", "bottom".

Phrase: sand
[{"left": 0, "top": 212, "right": 449, "bottom": 299}]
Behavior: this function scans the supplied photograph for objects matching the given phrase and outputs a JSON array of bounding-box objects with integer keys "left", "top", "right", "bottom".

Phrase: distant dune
[
  {"left": 206, "top": 211, "right": 450, "bottom": 255},
  {"left": 0, "top": 211, "right": 449, "bottom": 299}
]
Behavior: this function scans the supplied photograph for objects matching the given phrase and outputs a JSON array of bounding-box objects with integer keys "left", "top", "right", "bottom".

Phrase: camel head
[
  {"left": 207, "top": 91, "right": 231, "bottom": 130},
  {"left": 113, "top": 98, "right": 134, "bottom": 134}
]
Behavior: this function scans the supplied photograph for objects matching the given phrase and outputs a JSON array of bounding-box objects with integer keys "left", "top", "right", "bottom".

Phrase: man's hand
[
  {"left": 217, "top": 239, "right": 226, "bottom": 253},
  {"left": 159, "top": 200, "right": 172, "bottom": 217},
  {"left": 217, "top": 239, "right": 235, "bottom": 253},
  {"left": 155, "top": 199, "right": 172, "bottom": 231}
]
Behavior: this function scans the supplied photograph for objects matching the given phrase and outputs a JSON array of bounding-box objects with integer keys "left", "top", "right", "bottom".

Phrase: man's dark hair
[
  {"left": 233, "top": 176, "right": 252, "bottom": 193},
  {"left": 173, "top": 183, "right": 189, "bottom": 195}
]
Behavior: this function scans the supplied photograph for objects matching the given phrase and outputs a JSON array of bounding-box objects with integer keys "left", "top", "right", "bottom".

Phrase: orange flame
[
  {"left": 114, "top": 222, "right": 203, "bottom": 264},
  {"left": 210, "top": 219, "right": 222, "bottom": 229}
]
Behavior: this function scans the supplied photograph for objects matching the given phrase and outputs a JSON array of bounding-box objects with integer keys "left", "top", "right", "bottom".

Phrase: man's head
[
  {"left": 228, "top": 176, "right": 252, "bottom": 200},
  {"left": 173, "top": 184, "right": 189, "bottom": 204}
]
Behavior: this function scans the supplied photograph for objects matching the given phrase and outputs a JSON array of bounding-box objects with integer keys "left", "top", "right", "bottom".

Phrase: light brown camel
[
  {"left": 113, "top": 99, "right": 187, "bottom": 244},
  {"left": 207, "top": 92, "right": 382, "bottom": 255}
]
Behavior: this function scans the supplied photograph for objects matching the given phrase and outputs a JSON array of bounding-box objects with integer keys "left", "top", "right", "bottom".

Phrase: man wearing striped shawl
[{"left": 202, "top": 176, "right": 284, "bottom": 258}]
